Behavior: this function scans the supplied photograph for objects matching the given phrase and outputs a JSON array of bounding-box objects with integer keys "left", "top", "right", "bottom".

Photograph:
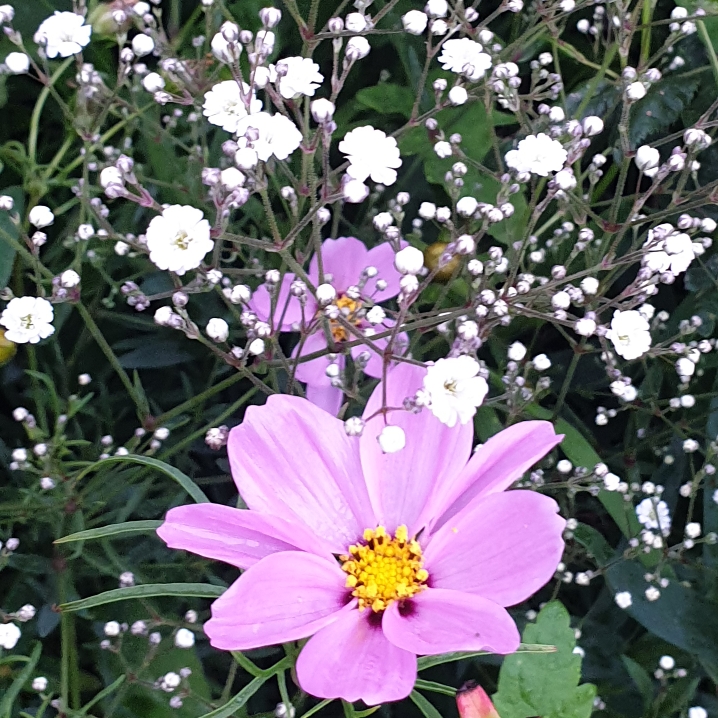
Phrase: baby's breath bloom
[
  {"left": 1, "top": 297, "right": 55, "bottom": 344},
  {"left": 505, "top": 134, "right": 567, "bottom": 176},
  {"left": 28, "top": 205, "right": 54, "bottom": 228},
  {"left": 420, "top": 356, "right": 489, "bottom": 427},
  {"left": 34, "top": 12, "right": 91, "bottom": 59},
  {"left": 606, "top": 310, "right": 651, "bottom": 360},
  {"left": 0, "top": 623, "right": 20, "bottom": 649},
  {"left": 236, "top": 112, "right": 302, "bottom": 161},
  {"left": 339, "top": 126, "right": 402, "bottom": 185},
  {"left": 438, "top": 38, "right": 492, "bottom": 80},
  {"left": 145, "top": 205, "right": 213, "bottom": 275},
  {"left": 203, "top": 81, "right": 262, "bottom": 133},
  {"left": 275, "top": 56, "right": 323, "bottom": 99},
  {"left": 402, "top": 10, "right": 428, "bottom": 34},
  {"left": 5, "top": 52, "right": 29, "bottom": 74}
]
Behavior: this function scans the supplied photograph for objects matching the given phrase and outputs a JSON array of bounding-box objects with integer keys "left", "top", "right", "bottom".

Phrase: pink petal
[
  {"left": 250, "top": 273, "right": 313, "bottom": 332},
  {"left": 381, "top": 588, "right": 521, "bottom": 656},
  {"left": 424, "top": 490, "right": 565, "bottom": 607},
  {"left": 306, "top": 383, "right": 344, "bottom": 416},
  {"left": 350, "top": 323, "right": 408, "bottom": 379},
  {"left": 293, "top": 331, "right": 337, "bottom": 386},
  {"left": 364, "top": 242, "right": 404, "bottom": 302},
  {"left": 360, "top": 362, "right": 473, "bottom": 535},
  {"left": 296, "top": 607, "right": 417, "bottom": 704},
  {"left": 425, "top": 421, "right": 563, "bottom": 532},
  {"left": 309, "top": 237, "right": 370, "bottom": 293},
  {"left": 228, "top": 394, "right": 375, "bottom": 550},
  {"left": 204, "top": 552, "right": 348, "bottom": 650},
  {"left": 157, "top": 504, "right": 335, "bottom": 569},
  {"left": 383, "top": 588, "right": 520, "bottom": 655}
]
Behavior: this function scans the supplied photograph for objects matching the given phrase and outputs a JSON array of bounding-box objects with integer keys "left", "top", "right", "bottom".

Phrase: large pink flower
[
  {"left": 251, "top": 236, "right": 406, "bottom": 415},
  {"left": 157, "top": 363, "right": 565, "bottom": 705}
]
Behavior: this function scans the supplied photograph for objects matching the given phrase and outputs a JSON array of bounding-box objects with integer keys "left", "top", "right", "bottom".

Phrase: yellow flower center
[
  {"left": 173, "top": 231, "right": 190, "bottom": 250},
  {"left": 325, "top": 294, "right": 363, "bottom": 343},
  {"left": 20, "top": 314, "right": 35, "bottom": 330},
  {"left": 340, "top": 525, "right": 429, "bottom": 613}
]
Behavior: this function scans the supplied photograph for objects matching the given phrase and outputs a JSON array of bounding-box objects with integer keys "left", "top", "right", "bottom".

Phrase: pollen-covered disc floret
[
  {"left": 340, "top": 525, "right": 428, "bottom": 612},
  {"left": 329, "top": 295, "right": 363, "bottom": 342}
]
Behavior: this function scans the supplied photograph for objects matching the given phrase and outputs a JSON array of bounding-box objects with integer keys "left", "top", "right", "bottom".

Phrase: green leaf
[
  {"left": 76, "top": 454, "right": 209, "bottom": 503},
  {"left": 524, "top": 404, "right": 638, "bottom": 538},
  {"left": 629, "top": 76, "right": 700, "bottom": 147},
  {"left": 620, "top": 655, "right": 654, "bottom": 712},
  {"left": 54, "top": 520, "right": 163, "bottom": 544},
  {"left": 0, "top": 642, "right": 41, "bottom": 718},
  {"left": 410, "top": 691, "right": 444, "bottom": 718},
  {"left": 0, "top": 185, "right": 22, "bottom": 289},
  {"left": 604, "top": 556, "right": 718, "bottom": 667},
  {"left": 417, "top": 643, "right": 557, "bottom": 671},
  {"left": 59, "top": 582, "right": 225, "bottom": 612},
  {"left": 355, "top": 84, "right": 415, "bottom": 119},
  {"left": 492, "top": 601, "right": 596, "bottom": 718}
]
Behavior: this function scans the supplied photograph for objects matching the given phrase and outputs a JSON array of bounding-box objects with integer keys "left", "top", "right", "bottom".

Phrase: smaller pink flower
[
  {"left": 158, "top": 363, "right": 566, "bottom": 705},
  {"left": 251, "top": 236, "right": 406, "bottom": 414}
]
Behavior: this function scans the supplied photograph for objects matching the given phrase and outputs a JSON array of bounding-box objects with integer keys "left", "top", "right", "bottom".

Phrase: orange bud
[{"left": 456, "top": 681, "right": 501, "bottom": 718}]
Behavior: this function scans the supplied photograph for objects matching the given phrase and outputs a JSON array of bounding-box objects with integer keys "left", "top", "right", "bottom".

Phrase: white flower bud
[
  {"left": 315, "top": 283, "right": 337, "bottom": 305},
  {"left": 402, "top": 10, "right": 428, "bottom": 34},
  {"left": 394, "top": 246, "right": 424, "bottom": 275},
  {"left": 625, "top": 82, "right": 647, "bottom": 101},
  {"left": 311, "top": 98, "right": 335, "bottom": 123},
  {"left": 378, "top": 425, "right": 406, "bottom": 453},
  {"left": 132, "top": 33, "right": 155, "bottom": 57},
  {"left": 635, "top": 145, "right": 660, "bottom": 172},
  {"left": 206, "top": 318, "right": 229, "bottom": 342}
]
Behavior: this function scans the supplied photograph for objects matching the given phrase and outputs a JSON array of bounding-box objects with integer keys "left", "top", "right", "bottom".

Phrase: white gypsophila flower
[
  {"left": 394, "top": 246, "right": 424, "bottom": 275},
  {"left": 339, "top": 126, "right": 402, "bottom": 185},
  {"left": 202, "top": 81, "right": 262, "bottom": 133},
  {"left": 274, "top": 56, "right": 323, "bottom": 99},
  {"left": 235, "top": 112, "right": 303, "bottom": 161},
  {"left": 5, "top": 52, "right": 30, "bottom": 74},
  {"left": 606, "top": 310, "right": 652, "bottom": 360},
  {"left": 220, "top": 167, "right": 245, "bottom": 190},
  {"left": 28, "top": 205, "right": 54, "bottom": 228},
  {"left": 505, "top": 133, "right": 568, "bottom": 176},
  {"left": 0, "top": 297, "right": 55, "bottom": 345},
  {"left": 342, "top": 178, "right": 369, "bottom": 203},
  {"left": 643, "top": 227, "right": 696, "bottom": 276},
  {"left": 60, "top": 269, "right": 80, "bottom": 288},
  {"left": 438, "top": 38, "right": 492, "bottom": 80},
  {"left": 34, "top": 12, "right": 91, "bottom": 59},
  {"left": 402, "top": 10, "right": 428, "bottom": 34},
  {"left": 636, "top": 498, "right": 671, "bottom": 532},
  {"left": 0, "top": 623, "right": 21, "bottom": 649},
  {"left": 421, "top": 356, "right": 489, "bottom": 428},
  {"left": 614, "top": 591, "right": 632, "bottom": 609},
  {"left": 689, "top": 708, "right": 708, "bottom": 718},
  {"left": 174, "top": 628, "right": 196, "bottom": 648},
  {"left": 145, "top": 205, "right": 213, "bottom": 275},
  {"left": 378, "top": 425, "right": 406, "bottom": 453}
]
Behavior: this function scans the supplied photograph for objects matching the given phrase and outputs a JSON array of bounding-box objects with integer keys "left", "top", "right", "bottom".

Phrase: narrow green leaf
[
  {"left": 54, "top": 520, "right": 162, "bottom": 544},
  {"left": 0, "top": 642, "right": 41, "bottom": 718},
  {"left": 0, "top": 186, "right": 23, "bottom": 289},
  {"left": 59, "top": 582, "right": 225, "bottom": 612},
  {"left": 198, "top": 658, "right": 291, "bottom": 718},
  {"left": 414, "top": 679, "right": 457, "bottom": 696},
  {"left": 76, "top": 454, "right": 209, "bottom": 503},
  {"left": 410, "top": 691, "right": 444, "bottom": 718},
  {"left": 417, "top": 643, "right": 556, "bottom": 671},
  {"left": 77, "top": 675, "right": 126, "bottom": 716}
]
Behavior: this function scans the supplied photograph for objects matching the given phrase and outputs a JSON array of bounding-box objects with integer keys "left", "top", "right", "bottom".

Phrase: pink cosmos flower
[
  {"left": 157, "top": 362, "right": 565, "bottom": 705},
  {"left": 251, "top": 236, "right": 407, "bottom": 415}
]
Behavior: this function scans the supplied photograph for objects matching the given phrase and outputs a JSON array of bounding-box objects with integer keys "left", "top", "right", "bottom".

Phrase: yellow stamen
[
  {"left": 340, "top": 525, "right": 429, "bottom": 612},
  {"left": 325, "top": 294, "right": 363, "bottom": 343}
]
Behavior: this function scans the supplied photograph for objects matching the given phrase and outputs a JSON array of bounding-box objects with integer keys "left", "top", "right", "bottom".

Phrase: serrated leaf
[
  {"left": 629, "top": 76, "right": 700, "bottom": 147},
  {"left": 492, "top": 601, "right": 596, "bottom": 718}
]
